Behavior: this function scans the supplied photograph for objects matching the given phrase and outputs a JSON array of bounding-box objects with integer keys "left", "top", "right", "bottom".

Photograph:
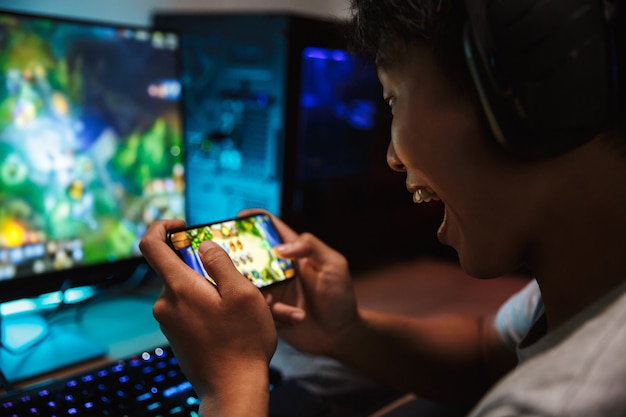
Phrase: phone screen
[{"left": 167, "top": 213, "right": 296, "bottom": 288}]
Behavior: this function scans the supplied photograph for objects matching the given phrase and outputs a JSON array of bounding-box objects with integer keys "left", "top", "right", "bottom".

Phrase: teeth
[{"left": 413, "top": 188, "right": 438, "bottom": 204}]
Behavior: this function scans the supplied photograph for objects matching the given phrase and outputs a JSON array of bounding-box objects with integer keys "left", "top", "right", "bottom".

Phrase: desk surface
[{"left": 4, "top": 256, "right": 529, "bottom": 417}]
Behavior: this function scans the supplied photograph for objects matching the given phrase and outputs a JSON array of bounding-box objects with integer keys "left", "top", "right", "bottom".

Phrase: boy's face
[{"left": 377, "top": 42, "right": 536, "bottom": 278}]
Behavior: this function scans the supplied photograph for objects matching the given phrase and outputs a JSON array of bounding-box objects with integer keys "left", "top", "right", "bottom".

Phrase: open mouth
[{"left": 412, "top": 188, "right": 440, "bottom": 204}]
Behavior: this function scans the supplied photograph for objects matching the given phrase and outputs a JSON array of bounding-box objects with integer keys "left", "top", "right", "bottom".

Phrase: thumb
[{"left": 197, "top": 240, "right": 249, "bottom": 291}]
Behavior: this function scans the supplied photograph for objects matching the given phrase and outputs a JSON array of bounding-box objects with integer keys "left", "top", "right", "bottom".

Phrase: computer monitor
[
  {"left": 152, "top": 13, "right": 304, "bottom": 226},
  {"left": 0, "top": 10, "right": 185, "bottom": 382}
]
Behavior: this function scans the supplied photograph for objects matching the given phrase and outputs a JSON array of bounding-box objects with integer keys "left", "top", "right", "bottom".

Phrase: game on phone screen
[{"left": 168, "top": 213, "right": 295, "bottom": 288}]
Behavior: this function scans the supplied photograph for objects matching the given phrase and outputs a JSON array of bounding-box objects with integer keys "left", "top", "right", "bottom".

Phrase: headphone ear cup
[{"left": 464, "top": 0, "right": 618, "bottom": 159}]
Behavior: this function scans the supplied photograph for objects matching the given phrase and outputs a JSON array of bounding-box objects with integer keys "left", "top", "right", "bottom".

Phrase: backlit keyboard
[{"left": 0, "top": 345, "right": 329, "bottom": 417}]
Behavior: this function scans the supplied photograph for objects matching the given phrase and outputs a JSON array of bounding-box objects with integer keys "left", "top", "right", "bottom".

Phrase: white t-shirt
[
  {"left": 469, "top": 280, "right": 626, "bottom": 417},
  {"left": 493, "top": 279, "right": 544, "bottom": 350}
]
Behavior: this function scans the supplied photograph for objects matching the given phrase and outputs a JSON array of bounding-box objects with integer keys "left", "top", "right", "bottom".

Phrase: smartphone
[{"left": 167, "top": 213, "right": 296, "bottom": 289}]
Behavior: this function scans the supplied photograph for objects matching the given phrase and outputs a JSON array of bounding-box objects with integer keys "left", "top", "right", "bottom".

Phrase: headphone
[{"left": 463, "top": 0, "right": 623, "bottom": 159}]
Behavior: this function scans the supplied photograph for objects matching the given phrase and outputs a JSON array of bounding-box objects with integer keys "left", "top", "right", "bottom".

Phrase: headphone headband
[{"left": 464, "top": 0, "right": 621, "bottom": 159}]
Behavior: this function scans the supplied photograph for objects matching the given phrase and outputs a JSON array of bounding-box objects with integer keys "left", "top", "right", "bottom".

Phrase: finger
[
  {"left": 139, "top": 219, "right": 189, "bottom": 282},
  {"left": 265, "top": 213, "right": 300, "bottom": 242},
  {"left": 274, "top": 233, "right": 343, "bottom": 268},
  {"left": 141, "top": 219, "right": 186, "bottom": 243},
  {"left": 269, "top": 302, "right": 306, "bottom": 324},
  {"left": 197, "top": 240, "right": 252, "bottom": 292},
  {"left": 237, "top": 207, "right": 268, "bottom": 218},
  {"left": 265, "top": 292, "right": 306, "bottom": 328}
]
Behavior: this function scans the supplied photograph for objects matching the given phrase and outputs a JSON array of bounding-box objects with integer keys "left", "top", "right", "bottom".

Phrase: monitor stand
[{"left": 0, "top": 312, "right": 107, "bottom": 384}]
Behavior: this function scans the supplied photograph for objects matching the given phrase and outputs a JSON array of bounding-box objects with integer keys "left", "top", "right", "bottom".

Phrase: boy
[{"left": 140, "top": 1, "right": 626, "bottom": 415}]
